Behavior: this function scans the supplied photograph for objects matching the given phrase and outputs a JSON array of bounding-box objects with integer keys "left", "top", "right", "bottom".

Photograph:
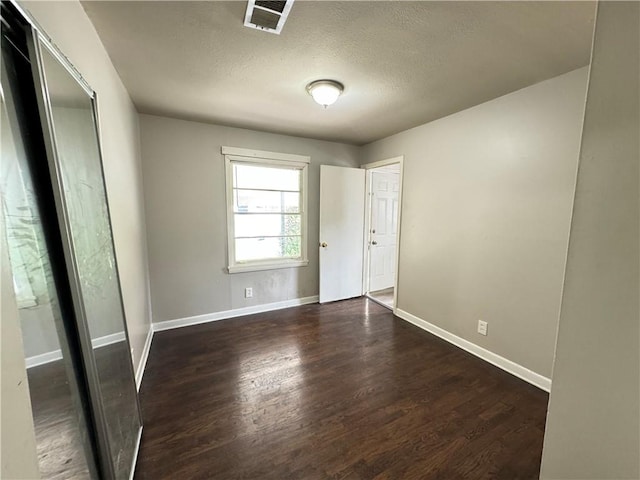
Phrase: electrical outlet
[
  {"left": 245, "top": 287, "right": 253, "bottom": 298},
  {"left": 477, "top": 320, "right": 488, "bottom": 336}
]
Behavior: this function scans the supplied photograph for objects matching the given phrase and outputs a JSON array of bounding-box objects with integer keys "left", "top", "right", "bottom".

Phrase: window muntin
[{"left": 224, "top": 151, "right": 308, "bottom": 273}]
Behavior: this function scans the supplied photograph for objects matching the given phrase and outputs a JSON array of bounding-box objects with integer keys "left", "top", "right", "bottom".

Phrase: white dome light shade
[{"left": 306, "top": 80, "right": 344, "bottom": 108}]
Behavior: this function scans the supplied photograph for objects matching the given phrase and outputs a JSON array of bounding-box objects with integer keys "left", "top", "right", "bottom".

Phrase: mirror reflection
[
  {"left": 39, "top": 43, "right": 141, "bottom": 478},
  {"left": 1, "top": 52, "right": 93, "bottom": 478}
]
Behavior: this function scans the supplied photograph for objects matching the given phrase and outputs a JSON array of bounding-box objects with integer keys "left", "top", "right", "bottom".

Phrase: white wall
[
  {"left": 23, "top": 1, "right": 152, "bottom": 369},
  {"left": 540, "top": 2, "right": 640, "bottom": 478},
  {"left": 361, "top": 67, "right": 589, "bottom": 379},
  {"left": 139, "top": 114, "right": 361, "bottom": 323}
]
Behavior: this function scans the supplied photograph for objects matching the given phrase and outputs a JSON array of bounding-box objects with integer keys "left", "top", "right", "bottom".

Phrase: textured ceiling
[{"left": 81, "top": 1, "right": 595, "bottom": 145}]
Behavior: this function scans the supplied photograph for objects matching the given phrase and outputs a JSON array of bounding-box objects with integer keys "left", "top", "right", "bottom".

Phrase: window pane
[
  {"left": 235, "top": 214, "right": 300, "bottom": 238},
  {"left": 234, "top": 163, "right": 300, "bottom": 191},
  {"left": 236, "top": 236, "right": 301, "bottom": 261},
  {"left": 234, "top": 189, "right": 299, "bottom": 213}
]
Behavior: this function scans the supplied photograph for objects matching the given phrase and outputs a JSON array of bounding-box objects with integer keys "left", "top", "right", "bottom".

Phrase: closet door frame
[
  {"left": 26, "top": 27, "right": 116, "bottom": 480},
  {"left": 1, "top": 4, "right": 101, "bottom": 476},
  {"left": 22, "top": 10, "right": 143, "bottom": 480}
]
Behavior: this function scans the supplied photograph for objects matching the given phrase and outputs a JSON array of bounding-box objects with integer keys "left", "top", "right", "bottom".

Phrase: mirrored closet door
[
  {"left": 29, "top": 28, "right": 143, "bottom": 480},
  {"left": 2, "top": 21, "right": 98, "bottom": 478},
  {"left": 1, "top": 2, "right": 142, "bottom": 478}
]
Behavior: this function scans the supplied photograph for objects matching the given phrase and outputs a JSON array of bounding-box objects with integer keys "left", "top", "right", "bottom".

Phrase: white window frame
[{"left": 222, "top": 146, "right": 310, "bottom": 274}]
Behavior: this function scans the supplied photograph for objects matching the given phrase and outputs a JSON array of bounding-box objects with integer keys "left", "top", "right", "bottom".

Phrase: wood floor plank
[{"left": 134, "top": 298, "right": 548, "bottom": 479}]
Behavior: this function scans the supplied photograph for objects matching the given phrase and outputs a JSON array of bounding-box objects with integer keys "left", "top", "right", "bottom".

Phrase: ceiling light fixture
[{"left": 306, "top": 80, "right": 344, "bottom": 108}]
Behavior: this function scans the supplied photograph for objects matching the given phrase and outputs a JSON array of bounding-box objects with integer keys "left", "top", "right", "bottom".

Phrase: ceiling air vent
[{"left": 244, "top": 0, "right": 294, "bottom": 35}]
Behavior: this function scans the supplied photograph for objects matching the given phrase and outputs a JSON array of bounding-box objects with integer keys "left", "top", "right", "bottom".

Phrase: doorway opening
[{"left": 362, "top": 157, "right": 403, "bottom": 311}]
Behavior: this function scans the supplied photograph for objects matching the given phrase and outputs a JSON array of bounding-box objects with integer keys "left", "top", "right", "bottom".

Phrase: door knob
[
  {"left": 320, "top": 242, "right": 328, "bottom": 248},
  {"left": 371, "top": 241, "right": 378, "bottom": 245}
]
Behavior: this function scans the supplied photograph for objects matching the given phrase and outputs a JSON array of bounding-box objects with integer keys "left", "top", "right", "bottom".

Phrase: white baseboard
[
  {"left": 25, "top": 331, "right": 126, "bottom": 369},
  {"left": 395, "top": 308, "right": 552, "bottom": 392},
  {"left": 135, "top": 326, "right": 154, "bottom": 391},
  {"left": 91, "top": 331, "right": 126, "bottom": 349},
  {"left": 26, "top": 324, "right": 153, "bottom": 391},
  {"left": 25, "top": 349, "right": 63, "bottom": 369},
  {"left": 153, "top": 295, "right": 320, "bottom": 332}
]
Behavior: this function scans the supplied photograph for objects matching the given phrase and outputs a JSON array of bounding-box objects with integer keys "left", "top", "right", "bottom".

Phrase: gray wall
[
  {"left": 361, "top": 67, "right": 588, "bottom": 378},
  {"left": 18, "top": 306, "right": 60, "bottom": 358},
  {"left": 24, "top": 1, "right": 153, "bottom": 369},
  {"left": 139, "top": 114, "right": 361, "bottom": 322},
  {"left": 1, "top": 93, "right": 60, "bottom": 359},
  {"left": 540, "top": 2, "right": 640, "bottom": 478},
  {"left": 1, "top": 227, "right": 40, "bottom": 479}
]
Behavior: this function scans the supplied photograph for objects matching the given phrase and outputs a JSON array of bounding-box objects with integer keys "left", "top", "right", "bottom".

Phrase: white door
[
  {"left": 369, "top": 171, "right": 400, "bottom": 292},
  {"left": 319, "top": 165, "right": 365, "bottom": 303}
]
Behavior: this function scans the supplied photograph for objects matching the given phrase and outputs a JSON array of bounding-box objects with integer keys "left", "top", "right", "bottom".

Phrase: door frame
[{"left": 361, "top": 156, "right": 404, "bottom": 313}]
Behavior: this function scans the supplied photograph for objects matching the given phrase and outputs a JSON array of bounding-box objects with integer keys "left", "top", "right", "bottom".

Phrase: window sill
[{"left": 227, "top": 259, "right": 309, "bottom": 274}]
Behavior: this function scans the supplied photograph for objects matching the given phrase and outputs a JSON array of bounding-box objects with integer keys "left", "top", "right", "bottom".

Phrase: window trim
[{"left": 223, "top": 147, "right": 309, "bottom": 274}]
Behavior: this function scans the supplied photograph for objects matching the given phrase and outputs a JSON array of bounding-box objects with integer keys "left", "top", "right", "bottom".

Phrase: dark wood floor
[
  {"left": 27, "top": 341, "right": 139, "bottom": 480},
  {"left": 28, "top": 359, "right": 92, "bottom": 480},
  {"left": 135, "top": 298, "right": 548, "bottom": 479}
]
